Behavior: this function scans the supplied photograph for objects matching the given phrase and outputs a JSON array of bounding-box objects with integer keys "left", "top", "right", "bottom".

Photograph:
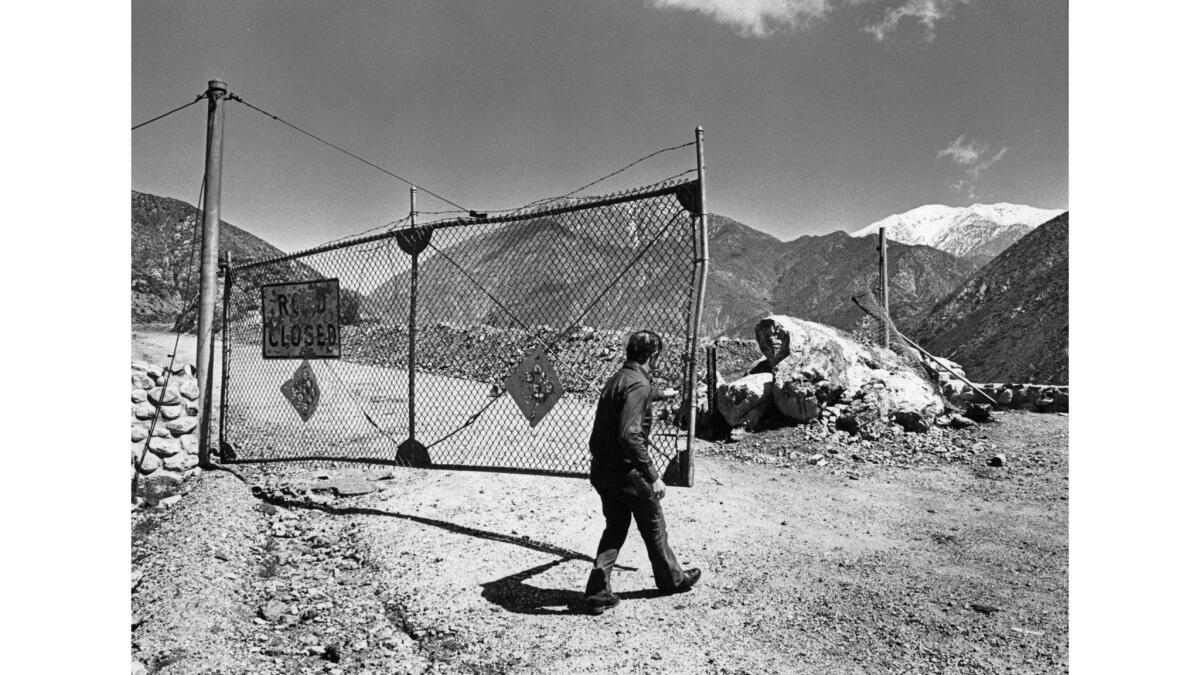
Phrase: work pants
[{"left": 584, "top": 468, "right": 685, "bottom": 600}]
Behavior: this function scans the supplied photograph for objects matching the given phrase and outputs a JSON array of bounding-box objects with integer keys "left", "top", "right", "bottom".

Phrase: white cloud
[
  {"left": 862, "top": 0, "right": 971, "bottom": 43},
  {"left": 937, "top": 134, "right": 983, "bottom": 165},
  {"left": 648, "top": 0, "right": 972, "bottom": 41},
  {"left": 937, "top": 135, "right": 1007, "bottom": 199},
  {"left": 647, "top": 0, "right": 836, "bottom": 38}
]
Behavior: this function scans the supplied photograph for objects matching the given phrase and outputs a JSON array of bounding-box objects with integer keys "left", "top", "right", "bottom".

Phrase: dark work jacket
[{"left": 589, "top": 360, "right": 660, "bottom": 484}]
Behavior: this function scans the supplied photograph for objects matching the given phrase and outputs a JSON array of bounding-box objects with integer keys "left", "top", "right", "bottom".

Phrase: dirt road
[{"left": 132, "top": 409, "right": 1067, "bottom": 674}]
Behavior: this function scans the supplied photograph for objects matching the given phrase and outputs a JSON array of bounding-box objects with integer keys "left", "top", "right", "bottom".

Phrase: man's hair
[{"left": 626, "top": 330, "right": 663, "bottom": 363}]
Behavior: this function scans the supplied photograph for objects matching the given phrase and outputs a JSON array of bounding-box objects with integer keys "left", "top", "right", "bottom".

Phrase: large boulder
[
  {"left": 753, "top": 315, "right": 945, "bottom": 429},
  {"left": 715, "top": 373, "right": 774, "bottom": 428},
  {"left": 756, "top": 317, "right": 849, "bottom": 422}
]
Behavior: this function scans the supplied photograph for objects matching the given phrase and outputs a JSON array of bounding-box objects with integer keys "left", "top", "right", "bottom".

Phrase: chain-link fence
[{"left": 220, "top": 178, "right": 705, "bottom": 484}]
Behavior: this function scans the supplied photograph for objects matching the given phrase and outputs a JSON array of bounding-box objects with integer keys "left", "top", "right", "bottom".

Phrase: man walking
[{"left": 583, "top": 330, "right": 701, "bottom": 615}]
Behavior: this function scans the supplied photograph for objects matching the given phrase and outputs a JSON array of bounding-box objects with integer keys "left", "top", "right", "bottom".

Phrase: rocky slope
[
  {"left": 911, "top": 212, "right": 1069, "bottom": 384},
  {"left": 850, "top": 203, "right": 1064, "bottom": 262},
  {"left": 131, "top": 191, "right": 293, "bottom": 324}
]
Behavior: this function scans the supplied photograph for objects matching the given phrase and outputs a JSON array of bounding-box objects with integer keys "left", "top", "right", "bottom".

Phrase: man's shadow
[
  {"left": 480, "top": 558, "right": 664, "bottom": 616},
  {"left": 253, "top": 491, "right": 655, "bottom": 615}
]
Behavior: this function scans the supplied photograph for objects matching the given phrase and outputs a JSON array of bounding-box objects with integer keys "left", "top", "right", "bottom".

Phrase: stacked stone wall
[{"left": 131, "top": 361, "right": 204, "bottom": 499}]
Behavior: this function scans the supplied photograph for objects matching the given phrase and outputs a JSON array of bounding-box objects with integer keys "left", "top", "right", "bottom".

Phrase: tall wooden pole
[
  {"left": 197, "top": 79, "right": 226, "bottom": 468},
  {"left": 878, "top": 226, "right": 890, "bottom": 348}
]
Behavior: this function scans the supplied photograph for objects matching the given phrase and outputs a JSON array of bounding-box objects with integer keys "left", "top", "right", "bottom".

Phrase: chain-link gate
[{"left": 219, "top": 177, "right": 707, "bottom": 485}]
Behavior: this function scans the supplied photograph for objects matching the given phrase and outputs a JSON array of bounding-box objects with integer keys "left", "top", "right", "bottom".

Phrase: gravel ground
[{"left": 132, "top": 409, "right": 1067, "bottom": 674}]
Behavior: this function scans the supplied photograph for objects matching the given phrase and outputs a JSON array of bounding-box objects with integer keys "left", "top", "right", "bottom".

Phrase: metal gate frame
[{"left": 218, "top": 130, "right": 709, "bottom": 486}]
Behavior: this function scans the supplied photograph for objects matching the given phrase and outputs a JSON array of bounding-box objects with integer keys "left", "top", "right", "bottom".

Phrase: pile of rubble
[{"left": 710, "top": 316, "right": 953, "bottom": 440}]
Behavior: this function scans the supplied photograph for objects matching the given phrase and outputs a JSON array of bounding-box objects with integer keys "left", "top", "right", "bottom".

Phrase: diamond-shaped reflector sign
[
  {"left": 505, "top": 346, "right": 563, "bottom": 428},
  {"left": 280, "top": 360, "right": 321, "bottom": 422}
]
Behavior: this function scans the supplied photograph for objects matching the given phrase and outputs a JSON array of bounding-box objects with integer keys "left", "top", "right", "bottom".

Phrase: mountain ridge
[
  {"left": 909, "top": 212, "right": 1069, "bottom": 384},
  {"left": 850, "top": 202, "right": 1064, "bottom": 261}
]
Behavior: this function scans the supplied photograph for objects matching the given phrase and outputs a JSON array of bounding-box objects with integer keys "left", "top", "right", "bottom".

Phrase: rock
[
  {"left": 132, "top": 402, "right": 157, "bottom": 420},
  {"left": 179, "top": 380, "right": 200, "bottom": 401},
  {"left": 756, "top": 318, "right": 849, "bottom": 422},
  {"left": 135, "top": 450, "right": 162, "bottom": 474},
  {"left": 260, "top": 598, "right": 289, "bottom": 622},
  {"left": 149, "top": 437, "right": 182, "bottom": 457},
  {"left": 322, "top": 644, "right": 342, "bottom": 662},
  {"left": 169, "top": 362, "right": 193, "bottom": 376},
  {"left": 716, "top": 373, "right": 774, "bottom": 427},
  {"left": 949, "top": 415, "right": 976, "bottom": 429},
  {"left": 1035, "top": 397, "right": 1055, "bottom": 412},
  {"left": 158, "top": 404, "right": 182, "bottom": 421},
  {"left": 845, "top": 384, "right": 894, "bottom": 440},
  {"left": 835, "top": 415, "right": 860, "bottom": 435},
  {"left": 131, "top": 388, "right": 148, "bottom": 404},
  {"left": 163, "top": 451, "right": 199, "bottom": 472},
  {"left": 166, "top": 416, "right": 198, "bottom": 436},
  {"left": 892, "top": 410, "right": 930, "bottom": 433},
  {"left": 158, "top": 495, "right": 182, "bottom": 507},
  {"left": 132, "top": 660, "right": 148, "bottom": 675},
  {"left": 132, "top": 372, "right": 154, "bottom": 390},
  {"left": 184, "top": 400, "right": 201, "bottom": 416},
  {"left": 1052, "top": 391, "right": 1069, "bottom": 412},
  {"left": 131, "top": 425, "right": 148, "bottom": 442},
  {"left": 148, "top": 385, "right": 181, "bottom": 407},
  {"left": 152, "top": 424, "right": 171, "bottom": 438},
  {"left": 996, "top": 388, "right": 1014, "bottom": 406},
  {"left": 970, "top": 603, "right": 1001, "bottom": 615},
  {"left": 987, "top": 454, "right": 1006, "bottom": 467},
  {"left": 755, "top": 315, "right": 944, "bottom": 430},
  {"left": 180, "top": 435, "right": 199, "bottom": 455},
  {"left": 965, "top": 403, "right": 993, "bottom": 423},
  {"left": 148, "top": 470, "right": 184, "bottom": 489}
]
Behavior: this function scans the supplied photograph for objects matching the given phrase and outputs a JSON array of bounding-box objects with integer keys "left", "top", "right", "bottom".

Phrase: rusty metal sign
[
  {"left": 280, "top": 360, "right": 321, "bottom": 422},
  {"left": 262, "top": 279, "right": 341, "bottom": 359},
  {"left": 505, "top": 346, "right": 563, "bottom": 428}
]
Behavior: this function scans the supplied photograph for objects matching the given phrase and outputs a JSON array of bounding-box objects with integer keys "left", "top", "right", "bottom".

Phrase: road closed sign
[{"left": 261, "top": 279, "right": 341, "bottom": 359}]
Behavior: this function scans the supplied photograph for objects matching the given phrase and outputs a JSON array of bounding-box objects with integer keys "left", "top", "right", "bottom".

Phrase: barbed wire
[
  {"left": 131, "top": 93, "right": 206, "bottom": 131},
  {"left": 495, "top": 144, "right": 697, "bottom": 216},
  {"left": 227, "top": 93, "right": 473, "bottom": 214}
]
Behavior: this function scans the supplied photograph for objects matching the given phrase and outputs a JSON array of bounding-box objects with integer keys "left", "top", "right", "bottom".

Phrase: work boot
[
  {"left": 585, "top": 592, "right": 621, "bottom": 615},
  {"left": 664, "top": 568, "right": 702, "bottom": 595}
]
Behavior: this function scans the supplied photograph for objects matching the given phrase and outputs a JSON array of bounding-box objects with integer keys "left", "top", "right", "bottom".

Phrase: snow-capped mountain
[{"left": 849, "top": 203, "right": 1064, "bottom": 261}]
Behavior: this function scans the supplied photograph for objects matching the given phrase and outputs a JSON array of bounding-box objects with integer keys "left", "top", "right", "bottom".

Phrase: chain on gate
[{"left": 219, "top": 177, "right": 705, "bottom": 484}]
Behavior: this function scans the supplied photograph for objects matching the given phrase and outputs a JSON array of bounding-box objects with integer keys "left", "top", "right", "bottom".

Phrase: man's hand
[{"left": 651, "top": 478, "right": 667, "bottom": 500}]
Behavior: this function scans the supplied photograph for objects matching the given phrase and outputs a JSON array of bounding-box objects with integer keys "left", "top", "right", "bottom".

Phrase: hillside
[
  {"left": 366, "top": 204, "right": 697, "bottom": 335},
  {"left": 911, "top": 212, "right": 1069, "bottom": 384},
  {"left": 764, "top": 230, "right": 979, "bottom": 335},
  {"left": 850, "top": 203, "right": 1063, "bottom": 261},
  {"left": 131, "top": 191, "right": 289, "bottom": 323},
  {"left": 706, "top": 220, "right": 979, "bottom": 337},
  {"left": 364, "top": 210, "right": 980, "bottom": 339}
]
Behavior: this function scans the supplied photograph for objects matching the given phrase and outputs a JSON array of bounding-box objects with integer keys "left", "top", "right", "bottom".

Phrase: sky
[{"left": 132, "top": 0, "right": 1068, "bottom": 252}]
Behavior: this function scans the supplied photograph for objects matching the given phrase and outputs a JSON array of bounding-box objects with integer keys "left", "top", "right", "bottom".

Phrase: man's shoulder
[{"left": 613, "top": 365, "right": 650, "bottom": 389}]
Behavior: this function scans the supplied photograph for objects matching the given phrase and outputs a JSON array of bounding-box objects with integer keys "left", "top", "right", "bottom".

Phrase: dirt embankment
[{"left": 132, "top": 410, "right": 1067, "bottom": 674}]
